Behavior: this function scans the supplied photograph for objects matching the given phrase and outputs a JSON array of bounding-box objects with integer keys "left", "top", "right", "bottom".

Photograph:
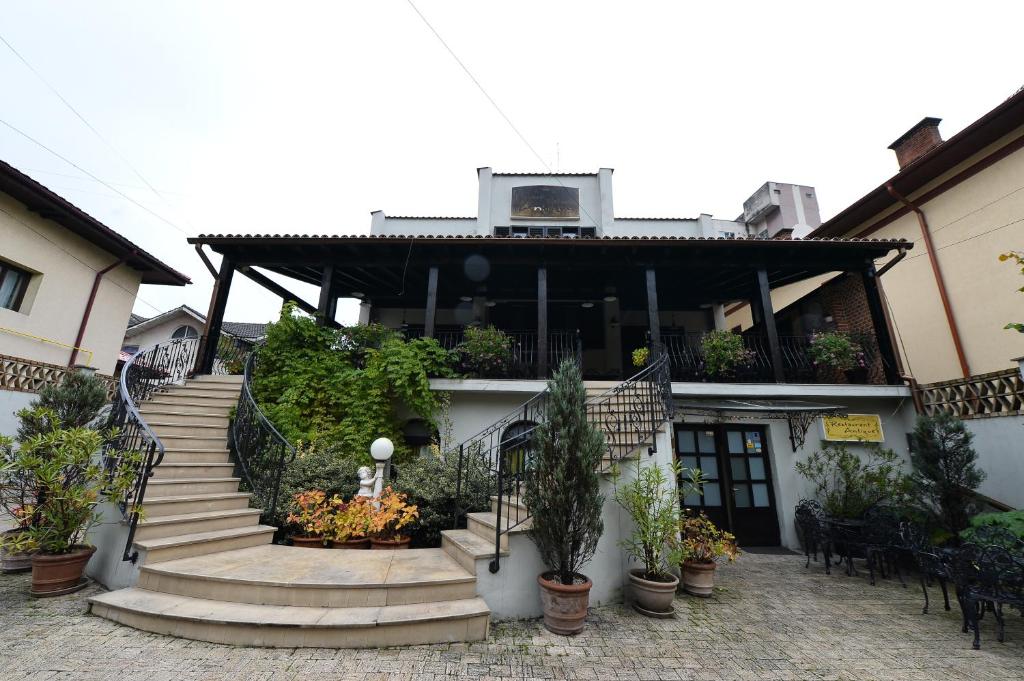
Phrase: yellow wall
[
  {"left": 730, "top": 125, "right": 1024, "bottom": 384},
  {"left": 0, "top": 193, "right": 142, "bottom": 375}
]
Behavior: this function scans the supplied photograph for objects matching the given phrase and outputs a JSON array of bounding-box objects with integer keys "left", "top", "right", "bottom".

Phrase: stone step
[
  {"left": 158, "top": 449, "right": 232, "bottom": 465},
  {"left": 152, "top": 463, "right": 236, "bottom": 480},
  {"left": 149, "top": 422, "right": 230, "bottom": 438},
  {"left": 133, "top": 508, "right": 263, "bottom": 541},
  {"left": 150, "top": 393, "right": 238, "bottom": 409},
  {"left": 135, "top": 525, "right": 275, "bottom": 564},
  {"left": 139, "top": 492, "right": 252, "bottom": 518},
  {"left": 143, "top": 399, "right": 235, "bottom": 415},
  {"left": 146, "top": 477, "right": 242, "bottom": 497},
  {"left": 139, "top": 545, "right": 477, "bottom": 608},
  {"left": 89, "top": 589, "right": 489, "bottom": 648},
  {"left": 157, "top": 434, "right": 229, "bottom": 451},
  {"left": 137, "top": 410, "right": 230, "bottom": 427},
  {"left": 189, "top": 374, "right": 245, "bottom": 385},
  {"left": 179, "top": 381, "right": 243, "bottom": 394},
  {"left": 164, "top": 386, "right": 241, "bottom": 401},
  {"left": 489, "top": 496, "right": 530, "bottom": 525},
  {"left": 466, "top": 512, "right": 530, "bottom": 550},
  {"left": 441, "top": 529, "right": 509, "bottom": 574}
]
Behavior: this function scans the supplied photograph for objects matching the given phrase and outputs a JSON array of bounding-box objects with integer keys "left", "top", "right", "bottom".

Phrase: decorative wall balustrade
[
  {"left": 917, "top": 368, "right": 1024, "bottom": 419},
  {"left": 0, "top": 353, "right": 116, "bottom": 399}
]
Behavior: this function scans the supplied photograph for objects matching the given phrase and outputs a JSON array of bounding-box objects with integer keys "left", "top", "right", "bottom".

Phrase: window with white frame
[{"left": 171, "top": 324, "right": 200, "bottom": 339}]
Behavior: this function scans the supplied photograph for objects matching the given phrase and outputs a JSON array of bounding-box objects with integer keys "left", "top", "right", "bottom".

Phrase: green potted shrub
[
  {"left": 456, "top": 325, "right": 514, "bottom": 378},
  {"left": 795, "top": 443, "right": 911, "bottom": 521},
  {"left": 0, "top": 434, "right": 35, "bottom": 574},
  {"left": 631, "top": 347, "right": 649, "bottom": 368},
  {"left": 0, "top": 407, "right": 142, "bottom": 596},
  {"left": 808, "top": 331, "right": 867, "bottom": 383},
  {"left": 524, "top": 360, "right": 605, "bottom": 635},
  {"left": 678, "top": 510, "right": 740, "bottom": 596},
  {"left": 700, "top": 331, "right": 755, "bottom": 379},
  {"left": 614, "top": 460, "right": 702, "bottom": 616}
]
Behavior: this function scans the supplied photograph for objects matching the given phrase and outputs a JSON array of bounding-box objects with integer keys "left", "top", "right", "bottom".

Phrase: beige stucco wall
[
  {"left": 0, "top": 193, "right": 142, "bottom": 375},
  {"left": 730, "top": 125, "right": 1024, "bottom": 384},
  {"left": 125, "top": 312, "right": 203, "bottom": 352}
]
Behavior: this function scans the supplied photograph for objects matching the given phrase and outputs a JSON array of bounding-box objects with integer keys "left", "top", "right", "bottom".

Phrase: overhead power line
[
  {"left": 0, "top": 117, "right": 191, "bottom": 237},
  {"left": 0, "top": 31, "right": 196, "bottom": 231}
]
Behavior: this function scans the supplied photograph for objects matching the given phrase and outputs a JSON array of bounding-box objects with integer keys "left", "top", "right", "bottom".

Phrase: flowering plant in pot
[
  {"left": 327, "top": 494, "right": 372, "bottom": 549},
  {"left": 456, "top": 325, "right": 514, "bottom": 378},
  {"left": 614, "top": 460, "right": 703, "bottom": 616},
  {"left": 368, "top": 487, "right": 419, "bottom": 549},
  {"left": 808, "top": 331, "right": 867, "bottom": 383},
  {"left": 0, "top": 407, "right": 142, "bottom": 596},
  {"left": 524, "top": 360, "right": 605, "bottom": 635},
  {"left": 700, "top": 331, "right": 756, "bottom": 379},
  {"left": 631, "top": 347, "right": 649, "bottom": 368},
  {"left": 286, "top": 490, "right": 329, "bottom": 547},
  {"left": 678, "top": 510, "right": 740, "bottom": 597}
]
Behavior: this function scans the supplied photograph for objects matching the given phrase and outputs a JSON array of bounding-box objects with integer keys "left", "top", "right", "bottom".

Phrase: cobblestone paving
[{"left": 2, "top": 553, "right": 1022, "bottom": 680}]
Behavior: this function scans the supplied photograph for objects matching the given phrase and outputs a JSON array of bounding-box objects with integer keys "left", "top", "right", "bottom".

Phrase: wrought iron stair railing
[
  {"left": 103, "top": 337, "right": 202, "bottom": 563},
  {"left": 452, "top": 346, "right": 674, "bottom": 573},
  {"left": 229, "top": 348, "right": 297, "bottom": 525}
]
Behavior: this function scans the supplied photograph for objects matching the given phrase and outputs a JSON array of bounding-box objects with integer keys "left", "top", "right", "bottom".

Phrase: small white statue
[{"left": 356, "top": 466, "right": 375, "bottom": 498}]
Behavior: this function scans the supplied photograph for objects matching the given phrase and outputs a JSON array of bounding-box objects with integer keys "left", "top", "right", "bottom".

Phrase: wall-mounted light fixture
[
  {"left": 581, "top": 302, "right": 594, "bottom": 309},
  {"left": 351, "top": 292, "right": 365, "bottom": 299}
]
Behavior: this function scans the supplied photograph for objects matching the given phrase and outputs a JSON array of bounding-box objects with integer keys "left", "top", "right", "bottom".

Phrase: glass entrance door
[{"left": 674, "top": 424, "right": 781, "bottom": 546}]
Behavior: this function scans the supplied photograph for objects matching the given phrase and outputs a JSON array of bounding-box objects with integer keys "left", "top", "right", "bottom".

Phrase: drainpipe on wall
[
  {"left": 885, "top": 183, "right": 971, "bottom": 379},
  {"left": 68, "top": 258, "right": 124, "bottom": 367}
]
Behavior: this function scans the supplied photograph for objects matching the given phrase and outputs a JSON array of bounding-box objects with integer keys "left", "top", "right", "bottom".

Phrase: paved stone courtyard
[{"left": 2, "top": 553, "right": 1022, "bottom": 680}]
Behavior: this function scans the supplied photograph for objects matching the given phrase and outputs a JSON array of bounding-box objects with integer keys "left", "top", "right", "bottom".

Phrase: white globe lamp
[{"left": 370, "top": 437, "right": 394, "bottom": 462}]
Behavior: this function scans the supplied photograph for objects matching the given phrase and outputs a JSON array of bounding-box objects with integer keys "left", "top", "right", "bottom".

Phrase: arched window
[
  {"left": 171, "top": 324, "right": 199, "bottom": 340},
  {"left": 500, "top": 420, "right": 537, "bottom": 476}
]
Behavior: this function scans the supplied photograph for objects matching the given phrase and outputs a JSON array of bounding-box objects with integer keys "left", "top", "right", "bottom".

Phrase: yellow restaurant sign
[{"left": 821, "top": 414, "right": 885, "bottom": 443}]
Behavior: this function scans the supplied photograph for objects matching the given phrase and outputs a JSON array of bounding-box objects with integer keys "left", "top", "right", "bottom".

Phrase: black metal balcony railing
[
  {"left": 662, "top": 332, "right": 880, "bottom": 384},
  {"left": 405, "top": 327, "right": 581, "bottom": 378}
]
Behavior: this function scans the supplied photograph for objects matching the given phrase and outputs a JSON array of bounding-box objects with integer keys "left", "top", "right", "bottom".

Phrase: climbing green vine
[{"left": 252, "top": 303, "right": 456, "bottom": 462}]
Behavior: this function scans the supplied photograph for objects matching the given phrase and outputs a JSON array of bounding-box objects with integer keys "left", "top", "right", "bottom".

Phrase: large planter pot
[
  {"left": 370, "top": 536, "right": 412, "bottom": 550},
  {"left": 1, "top": 530, "right": 34, "bottom": 574},
  {"left": 843, "top": 367, "right": 869, "bottom": 384},
  {"left": 537, "top": 572, "right": 592, "bottom": 635},
  {"left": 329, "top": 538, "right": 371, "bottom": 550},
  {"left": 289, "top": 535, "right": 326, "bottom": 548},
  {"left": 30, "top": 545, "right": 95, "bottom": 597},
  {"left": 628, "top": 569, "right": 679, "bottom": 616},
  {"left": 681, "top": 561, "right": 717, "bottom": 597}
]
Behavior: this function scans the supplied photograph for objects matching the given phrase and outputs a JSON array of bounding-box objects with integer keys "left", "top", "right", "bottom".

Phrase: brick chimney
[{"left": 888, "top": 117, "right": 943, "bottom": 169}]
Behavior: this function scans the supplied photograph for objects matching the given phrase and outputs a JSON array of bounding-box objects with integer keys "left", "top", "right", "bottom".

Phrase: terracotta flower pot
[
  {"left": 30, "top": 545, "right": 95, "bottom": 597},
  {"left": 628, "top": 569, "right": 679, "bottom": 616},
  {"left": 329, "top": 538, "right": 371, "bottom": 549},
  {"left": 370, "top": 537, "right": 412, "bottom": 550},
  {"left": 537, "top": 572, "right": 592, "bottom": 635},
  {"left": 681, "top": 561, "right": 717, "bottom": 597},
  {"left": 289, "top": 535, "right": 326, "bottom": 548},
  {"left": 1, "top": 529, "right": 34, "bottom": 574}
]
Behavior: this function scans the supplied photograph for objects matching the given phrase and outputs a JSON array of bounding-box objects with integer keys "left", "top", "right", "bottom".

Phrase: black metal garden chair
[
  {"left": 900, "top": 522, "right": 952, "bottom": 614},
  {"left": 795, "top": 499, "right": 833, "bottom": 575},
  {"left": 861, "top": 506, "right": 907, "bottom": 587},
  {"left": 952, "top": 542, "right": 1024, "bottom": 649}
]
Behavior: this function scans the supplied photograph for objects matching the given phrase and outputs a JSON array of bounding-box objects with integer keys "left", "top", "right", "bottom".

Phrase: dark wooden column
[
  {"left": 196, "top": 256, "right": 234, "bottom": 375},
  {"left": 424, "top": 266, "right": 439, "bottom": 338},
  {"left": 645, "top": 268, "right": 661, "bottom": 348},
  {"left": 316, "top": 265, "right": 337, "bottom": 327},
  {"left": 537, "top": 267, "right": 548, "bottom": 378},
  {"left": 754, "top": 268, "right": 785, "bottom": 383},
  {"left": 861, "top": 261, "right": 902, "bottom": 385}
]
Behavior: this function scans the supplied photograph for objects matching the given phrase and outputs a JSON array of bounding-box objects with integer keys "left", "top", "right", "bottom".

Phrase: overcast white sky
[{"left": 3, "top": 1, "right": 1022, "bottom": 326}]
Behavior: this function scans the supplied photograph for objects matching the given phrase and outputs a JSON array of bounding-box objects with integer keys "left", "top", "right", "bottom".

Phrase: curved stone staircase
[{"left": 89, "top": 374, "right": 489, "bottom": 648}]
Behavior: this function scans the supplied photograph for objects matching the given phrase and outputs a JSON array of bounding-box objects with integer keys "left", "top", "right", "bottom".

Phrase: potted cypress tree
[{"left": 524, "top": 360, "right": 605, "bottom": 635}]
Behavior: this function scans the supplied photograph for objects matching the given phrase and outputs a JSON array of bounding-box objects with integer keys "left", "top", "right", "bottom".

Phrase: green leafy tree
[
  {"left": 1000, "top": 251, "right": 1024, "bottom": 333},
  {"left": 17, "top": 371, "right": 108, "bottom": 441},
  {"left": 795, "top": 443, "right": 911, "bottom": 519},
  {"left": 910, "top": 413, "right": 985, "bottom": 540},
  {"left": 524, "top": 360, "right": 605, "bottom": 585}
]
